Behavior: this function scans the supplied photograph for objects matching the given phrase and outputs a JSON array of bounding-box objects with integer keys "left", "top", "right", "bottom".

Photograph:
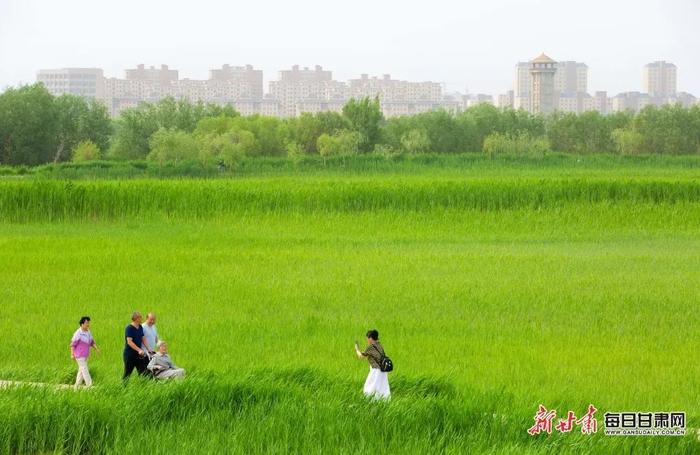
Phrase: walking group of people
[
  {"left": 72, "top": 314, "right": 391, "bottom": 400},
  {"left": 69, "top": 311, "right": 185, "bottom": 389}
]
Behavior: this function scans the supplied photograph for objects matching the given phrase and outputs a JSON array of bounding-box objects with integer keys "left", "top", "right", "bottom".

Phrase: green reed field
[{"left": 1, "top": 155, "right": 699, "bottom": 454}]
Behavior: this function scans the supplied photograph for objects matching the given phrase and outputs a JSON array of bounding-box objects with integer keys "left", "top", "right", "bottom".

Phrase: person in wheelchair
[{"left": 147, "top": 341, "right": 186, "bottom": 380}]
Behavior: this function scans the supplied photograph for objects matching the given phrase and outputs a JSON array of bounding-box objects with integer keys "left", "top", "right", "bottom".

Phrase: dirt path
[{"left": 0, "top": 380, "right": 72, "bottom": 390}]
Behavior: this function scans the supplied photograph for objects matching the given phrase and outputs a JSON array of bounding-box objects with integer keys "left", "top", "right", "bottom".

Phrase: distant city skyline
[
  {"left": 35, "top": 58, "right": 697, "bottom": 118},
  {"left": 26, "top": 58, "right": 693, "bottom": 98},
  {"left": 6, "top": 53, "right": 700, "bottom": 100},
  {"left": 1, "top": 0, "right": 699, "bottom": 95}
]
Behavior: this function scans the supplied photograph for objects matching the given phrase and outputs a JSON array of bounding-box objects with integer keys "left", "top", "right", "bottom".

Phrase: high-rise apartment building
[
  {"left": 268, "top": 65, "right": 341, "bottom": 117},
  {"left": 496, "top": 90, "right": 514, "bottom": 109},
  {"left": 347, "top": 74, "right": 442, "bottom": 117},
  {"left": 642, "top": 61, "right": 677, "bottom": 99},
  {"left": 555, "top": 61, "right": 588, "bottom": 94},
  {"left": 593, "top": 91, "right": 611, "bottom": 115},
  {"left": 513, "top": 62, "right": 531, "bottom": 110},
  {"left": 529, "top": 53, "right": 557, "bottom": 114},
  {"left": 100, "top": 63, "right": 265, "bottom": 116},
  {"left": 208, "top": 64, "right": 263, "bottom": 100},
  {"left": 514, "top": 58, "right": 587, "bottom": 112},
  {"left": 611, "top": 91, "right": 652, "bottom": 112},
  {"left": 36, "top": 68, "right": 105, "bottom": 98},
  {"left": 103, "top": 64, "right": 178, "bottom": 116},
  {"left": 125, "top": 64, "right": 178, "bottom": 85},
  {"left": 348, "top": 74, "right": 441, "bottom": 103}
]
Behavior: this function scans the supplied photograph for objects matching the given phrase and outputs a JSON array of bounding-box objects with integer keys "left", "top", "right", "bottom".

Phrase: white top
[{"left": 142, "top": 323, "right": 158, "bottom": 351}]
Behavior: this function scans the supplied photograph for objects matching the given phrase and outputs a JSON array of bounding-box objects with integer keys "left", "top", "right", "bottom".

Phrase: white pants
[
  {"left": 75, "top": 357, "right": 92, "bottom": 387},
  {"left": 363, "top": 367, "right": 390, "bottom": 400},
  {"left": 157, "top": 368, "right": 186, "bottom": 380}
]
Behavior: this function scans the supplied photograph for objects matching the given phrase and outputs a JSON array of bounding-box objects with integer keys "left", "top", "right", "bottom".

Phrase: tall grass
[
  {"left": 2, "top": 153, "right": 700, "bottom": 180},
  {"left": 2, "top": 164, "right": 700, "bottom": 453},
  {"left": 1, "top": 177, "right": 699, "bottom": 222},
  {"left": 1, "top": 371, "right": 695, "bottom": 454}
]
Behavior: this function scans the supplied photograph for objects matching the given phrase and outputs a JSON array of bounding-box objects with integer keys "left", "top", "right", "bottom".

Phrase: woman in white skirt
[{"left": 354, "top": 329, "right": 390, "bottom": 400}]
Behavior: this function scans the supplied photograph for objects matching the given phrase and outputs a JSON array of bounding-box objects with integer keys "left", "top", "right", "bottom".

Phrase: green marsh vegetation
[{"left": 1, "top": 156, "right": 699, "bottom": 453}]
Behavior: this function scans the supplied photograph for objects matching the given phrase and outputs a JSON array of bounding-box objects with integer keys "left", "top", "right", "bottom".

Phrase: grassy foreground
[{"left": 1, "top": 161, "right": 699, "bottom": 453}]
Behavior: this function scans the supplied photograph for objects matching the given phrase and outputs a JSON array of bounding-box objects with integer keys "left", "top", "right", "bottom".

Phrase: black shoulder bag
[{"left": 373, "top": 344, "right": 394, "bottom": 373}]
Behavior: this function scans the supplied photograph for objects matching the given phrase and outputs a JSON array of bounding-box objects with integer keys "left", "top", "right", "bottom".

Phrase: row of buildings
[
  {"left": 37, "top": 64, "right": 446, "bottom": 118},
  {"left": 36, "top": 58, "right": 699, "bottom": 118},
  {"left": 495, "top": 56, "right": 697, "bottom": 115}
]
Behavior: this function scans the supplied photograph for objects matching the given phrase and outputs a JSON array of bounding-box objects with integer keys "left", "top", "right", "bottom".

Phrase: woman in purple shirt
[{"left": 70, "top": 316, "right": 100, "bottom": 388}]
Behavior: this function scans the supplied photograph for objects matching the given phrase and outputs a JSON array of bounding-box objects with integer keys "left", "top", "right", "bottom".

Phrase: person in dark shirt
[{"left": 123, "top": 311, "right": 151, "bottom": 380}]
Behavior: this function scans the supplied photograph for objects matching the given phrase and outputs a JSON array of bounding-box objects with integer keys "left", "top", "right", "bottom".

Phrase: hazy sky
[{"left": 1, "top": 0, "right": 698, "bottom": 95}]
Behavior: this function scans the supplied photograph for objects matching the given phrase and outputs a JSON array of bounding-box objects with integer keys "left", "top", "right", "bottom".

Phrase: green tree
[
  {"left": 611, "top": 128, "right": 643, "bottom": 155},
  {"left": 342, "top": 97, "right": 383, "bottom": 153},
  {"left": 462, "top": 103, "right": 502, "bottom": 151},
  {"left": 285, "top": 141, "right": 305, "bottom": 166},
  {"left": 383, "top": 116, "right": 413, "bottom": 151},
  {"left": 197, "top": 129, "right": 258, "bottom": 167},
  {"left": 147, "top": 128, "right": 199, "bottom": 165},
  {"left": 109, "top": 109, "right": 157, "bottom": 160},
  {"left": 316, "top": 111, "right": 350, "bottom": 137},
  {"left": 231, "top": 115, "right": 288, "bottom": 156},
  {"left": 632, "top": 105, "right": 697, "bottom": 154},
  {"left": 71, "top": 140, "right": 101, "bottom": 162},
  {"left": 397, "top": 110, "right": 463, "bottom": 153},
  {"left": 500, "top": 108, "right": 546, "bottom": 138},
  {"left": 0, "top": 84, "right": 58, "bottom": 165},
  {"left": 317, "top": 131, "right": 361, "bottom": 164},
  {"left": 194, "top": 115, "right": 240, "bottom": 136},
  {"left": 109, "top": 98, "right": 238, "bottom": 160},
  {"left": 453, "top": 112, "right": 480, "bottom": 152},
  {"left": 289, "top": 112, "right": 349, "bottom": 154},
  {"left": 53, "top": 95, "right": 111, "bottom": 162},
  {"left": 400, "top": 129, "right": 431, "bottom": 154}
]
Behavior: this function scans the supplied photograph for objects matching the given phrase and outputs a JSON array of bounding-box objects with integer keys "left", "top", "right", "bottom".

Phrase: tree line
[{"left": 2, "top": 83, "right": 700, "bottom": 167}]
